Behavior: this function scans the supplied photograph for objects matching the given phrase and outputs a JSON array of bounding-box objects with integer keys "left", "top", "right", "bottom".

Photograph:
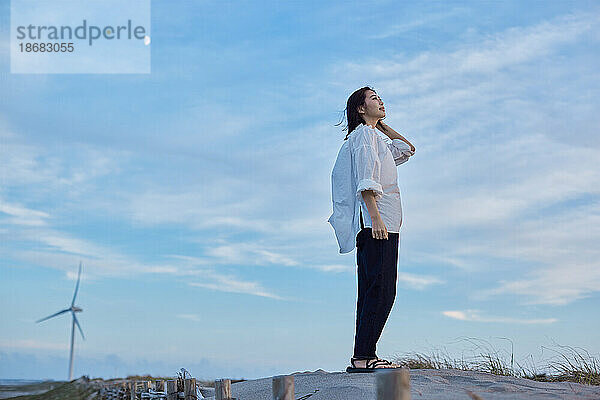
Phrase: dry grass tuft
[{"left": 389, "top": 337, "right": 600, "bottom": 386}]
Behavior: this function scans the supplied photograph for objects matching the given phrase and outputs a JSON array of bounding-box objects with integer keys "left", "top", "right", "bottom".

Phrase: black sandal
[
  {"left": 346, "top": 357, "right": 396, "bottom": 373},
  {"left": 377, "top": 358, "right": 401, "bottom": 368}
]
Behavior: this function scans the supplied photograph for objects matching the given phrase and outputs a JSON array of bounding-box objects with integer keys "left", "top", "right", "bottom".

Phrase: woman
[{"left": 333, "top": 86, "right": 415, "bottom": 372}]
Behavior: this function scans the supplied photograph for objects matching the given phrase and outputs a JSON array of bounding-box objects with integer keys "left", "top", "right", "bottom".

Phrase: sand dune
[{"left": 199, "top": 369, "right": 600, "bottom": 399}]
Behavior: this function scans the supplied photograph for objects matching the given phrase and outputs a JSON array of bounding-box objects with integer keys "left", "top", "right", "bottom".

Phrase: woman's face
[{"left": 359, "top": 90, "right": 385, "bottom": 120}]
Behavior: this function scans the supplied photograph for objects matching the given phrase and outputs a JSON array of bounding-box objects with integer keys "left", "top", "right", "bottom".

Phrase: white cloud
[
  {"left": 456, "top": 13, "right": 596, "bottom": 74},
  {"left": 314, "top": 264, "right": 354, "bottom": 273},
  {"left": 0, "top": 198, "right": 50, "bottom": 226},
  {"left": 203, "top": 243, "right": 299, "bottom": 267},
  {"left": 1, "top": 127, "right": 294, "bottom": 300},
  {"left": 352, "top": 11, "right": 597, "bottom": 75},
  {"left": 328, "top": 10, "right": 600, "bottom": 305},
  {"left": 165, "top": 256, "right": 285, "bottom": 299},
  {"left": 2, "top": 225, "right": 287, "bottom": 302},
  {"left": 189, "top": 272, "right": 284, "bottom": 300},
  {"left": 176, "top": 314, "right": 202, "bottom": 322},
  {"left": 367, "top": 8, "right": 466, "bottom": 39},
  {"left": 0, "top": 128, "right": 129, "bottom": 191},
  {"left": 399, "top": 272, "right": 444, "bottom": 290},
  {"left": 442, "top": 309, "right": 557, "bottom": 324},
  {"left": 3, "top": 10, "right": 599, "bottom": 309}
]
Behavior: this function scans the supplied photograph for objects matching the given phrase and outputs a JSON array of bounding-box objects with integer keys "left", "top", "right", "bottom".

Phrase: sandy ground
[{"left": 199, "top": 369, "right": 600, "bottom": 400}]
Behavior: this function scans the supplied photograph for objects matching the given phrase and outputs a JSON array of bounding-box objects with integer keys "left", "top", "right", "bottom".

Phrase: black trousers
[{"left": 353, "top": 209, "right": 399, "bottom": 359}]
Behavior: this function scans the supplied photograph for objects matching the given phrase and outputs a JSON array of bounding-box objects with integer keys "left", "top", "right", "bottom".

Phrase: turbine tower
[{"left": 36, "top": 261, "right": 85, "bottom": 381}]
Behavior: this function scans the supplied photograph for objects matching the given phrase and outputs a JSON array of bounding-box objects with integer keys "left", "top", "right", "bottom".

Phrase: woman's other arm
[{"left": 377, "top": 120, "right": 415, "bottom": 152}]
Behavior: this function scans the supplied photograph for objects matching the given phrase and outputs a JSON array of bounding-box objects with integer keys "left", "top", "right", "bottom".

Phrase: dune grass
[
  {"left": 4, "top": 379, "right": 95, "bottom": 400},
  {"left": 389, "top": 337, "right": 600, "bottom": 386}
]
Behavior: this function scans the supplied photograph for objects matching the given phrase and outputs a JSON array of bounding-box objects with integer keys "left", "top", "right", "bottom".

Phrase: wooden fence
[{"left": 98, "top": 367, "right": 411, "bottom": 400}]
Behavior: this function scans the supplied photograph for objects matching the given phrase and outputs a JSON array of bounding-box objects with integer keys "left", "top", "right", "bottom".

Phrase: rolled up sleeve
[
  {"left": 353, "top": 144, "right": 384, "bottom": 202},
  {"left": 387, "top": 138, "right": 414, "bottom": 166}
]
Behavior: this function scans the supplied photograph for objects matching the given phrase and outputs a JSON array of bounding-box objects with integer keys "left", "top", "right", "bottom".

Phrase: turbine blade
[
  {"left": 36, "top": 308, "right": 70, "bottom": 323},
  {"left": 71, "top": 261, "right": 82, "bottom": 307},
  {"left": 73, "top": 313, "right": 85, "bottom": 340}
]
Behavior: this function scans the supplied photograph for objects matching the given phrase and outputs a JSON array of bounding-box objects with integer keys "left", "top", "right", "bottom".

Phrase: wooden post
[
  {"left": 376, "top": 368, "right": 411, "bottom": 400},
  {"left": 215, "top": 379, "right": 231, "bottom": 400},
  {"left": 184, "top": 378, "right": 197, "bottom": 400},
  {"left": 128, "top": 381, "right": 135, "bottom": 400},
  {"left": 132, "top": 381, "right": 138, "bottom": 400},
  {"left": 166, "top": 380, "right": 178, "bottom": 400},
  {"left": 272, "top": 375, "right": 294, "bottom": 400}
]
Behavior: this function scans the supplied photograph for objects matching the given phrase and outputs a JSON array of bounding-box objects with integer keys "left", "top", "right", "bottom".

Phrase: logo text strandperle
[{"left": 15, "top": 19, "right": 147, "bottom": 46}]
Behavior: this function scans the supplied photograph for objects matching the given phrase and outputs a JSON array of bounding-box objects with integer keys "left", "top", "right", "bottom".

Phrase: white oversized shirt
[{"left": 327, "top": 123, "right": 414, "bottom": 254}]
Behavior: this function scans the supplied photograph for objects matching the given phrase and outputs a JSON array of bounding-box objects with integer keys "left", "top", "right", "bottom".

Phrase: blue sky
[{"left": 1, "top": 0, "right": 599, "bottom": 381}]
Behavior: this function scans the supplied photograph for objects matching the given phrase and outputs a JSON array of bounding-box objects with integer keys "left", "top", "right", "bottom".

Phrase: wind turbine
[{"left": 36, "top": 261, "right": 85, "bottom": 381}]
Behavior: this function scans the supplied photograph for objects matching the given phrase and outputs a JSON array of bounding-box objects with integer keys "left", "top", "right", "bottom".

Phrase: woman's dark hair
[{"left": 335, "top": 86, "right": 376, "bottom": 140}]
